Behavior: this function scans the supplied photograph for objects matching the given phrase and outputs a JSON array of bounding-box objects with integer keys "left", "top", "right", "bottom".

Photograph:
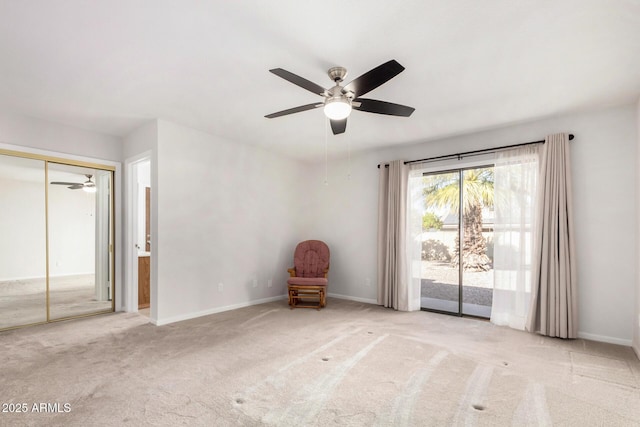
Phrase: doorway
[
  {"left": 126, "top": 156, "right": 151, "bottom": 317},
  {"left": 418, "top": 166, "right": 494, "bottom": 318}
]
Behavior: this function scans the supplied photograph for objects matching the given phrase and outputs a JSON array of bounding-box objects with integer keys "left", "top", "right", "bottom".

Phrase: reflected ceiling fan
[
  {"left": 265, "top": 59, "right": 415, "bottom": 135},
  {"left": 50, "top": 174, "right": 96, "bottom": 193}
]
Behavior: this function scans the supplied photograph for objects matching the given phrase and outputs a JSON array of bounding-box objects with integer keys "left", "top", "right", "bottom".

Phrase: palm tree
[{"left": 422, "top": 168, "right": 494, "bottom": 271}]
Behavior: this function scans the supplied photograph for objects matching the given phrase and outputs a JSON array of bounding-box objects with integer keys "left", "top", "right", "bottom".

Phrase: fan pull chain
[
  {"left": 324, "top": 117, "right": 329, "bottom": 186},
  {"left": 347, "top": 129, "right": 352, "bottom": 180}
]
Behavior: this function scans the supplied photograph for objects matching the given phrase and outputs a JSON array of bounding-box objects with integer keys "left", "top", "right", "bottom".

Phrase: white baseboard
[
  {"left": 0, "top": 272, "right": 95, "bottom": 282},
  {"left": 151, "top": 295, "right": 287, "bottom": 326},
  {"left": 578, "top": 331, "right": 632, "bottom": 347},
  {"left": 327, "top": 292, "right": 377, "bottom": 305},
  {"left": 632, "top": 341, "right": 640, "bottom": 361}
]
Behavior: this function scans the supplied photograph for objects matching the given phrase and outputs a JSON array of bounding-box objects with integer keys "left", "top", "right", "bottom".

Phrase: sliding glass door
[
  {"left": 0, "top": 151, "right": 114, "bottom": 330},
  {"left": 419, "top": 171, "right": 461, "bottom": 314},
  {"left": 418, "top": 166, "right": 494, "bottom": 317}
]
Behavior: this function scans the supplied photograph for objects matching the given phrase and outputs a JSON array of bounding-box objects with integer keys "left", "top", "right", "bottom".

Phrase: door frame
[
  {"left": 124, "top": 152, "right": 151, "bottom": 313},
  {"left": 415, "top": 155, "right": 495, "bottom": 318},
  {"left": 95, "top": 171, "right": 112, "bottom": 302}
]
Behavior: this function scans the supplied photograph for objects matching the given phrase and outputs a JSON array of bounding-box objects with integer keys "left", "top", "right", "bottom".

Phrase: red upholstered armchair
[{"left": 287, "top": 240, "right": 330, "bottom": 309}]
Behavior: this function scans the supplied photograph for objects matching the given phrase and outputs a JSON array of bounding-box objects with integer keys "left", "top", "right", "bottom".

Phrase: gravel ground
[{"left": 420, "top": 261, "right": 493, "bottom": 306}]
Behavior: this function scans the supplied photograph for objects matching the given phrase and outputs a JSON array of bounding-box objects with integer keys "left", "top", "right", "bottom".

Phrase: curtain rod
[{"left": 377, "top": 134, "right": 574, "bottom": 168}]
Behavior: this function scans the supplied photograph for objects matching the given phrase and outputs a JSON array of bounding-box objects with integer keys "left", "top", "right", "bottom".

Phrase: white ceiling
[{"left": 0, "top": 1, "right": 639, "bottom": 160}]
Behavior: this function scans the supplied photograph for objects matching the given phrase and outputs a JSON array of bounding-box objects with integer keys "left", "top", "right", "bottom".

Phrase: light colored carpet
[
  {"left": 0, "top": 275, "right": 111, "bottom": 329},
  {"left": 0, "top": 298, "right": 638, "bottom": 426}
]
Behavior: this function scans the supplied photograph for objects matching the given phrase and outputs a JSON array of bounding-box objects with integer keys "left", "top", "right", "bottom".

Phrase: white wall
[
  {"left": 303, "top": 105, "right": 638, "bottom": 345},
  {"left": 123, "top": 121, "right": 157, "bottom": 160},
  {"left": 47, "top": 184, "right": 95, "bottom": 277},
  {"left": 0, "top": 177, "right": 46, "bottom": 280},
  {"left": 153, "top": 120, "right": 303, "bottom": 324},
  {"left": 0, "top": 111, "right": 122, "bottom": 162},
  {"left": 634, "top": 98, "right": 640, "bottom": 358}
]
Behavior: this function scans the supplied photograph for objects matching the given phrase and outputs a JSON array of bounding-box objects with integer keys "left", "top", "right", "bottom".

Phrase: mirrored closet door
[
  {"left": 48, "top": 163, "right": 113, "bottom": 320},
  {"left": 0, "top": 151, "right": 114, "bottom": 330},
  {"left": 0, "top": 155, "right": 47, "bottom": 329}
]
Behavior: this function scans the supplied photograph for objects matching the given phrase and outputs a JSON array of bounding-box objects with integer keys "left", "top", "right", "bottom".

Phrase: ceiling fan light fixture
[
  {"left": 323, "top": 96, "right": 352, "bottom": 120},
  {"left": 83, "top": 175, "right": 96, "bottom": 193}
]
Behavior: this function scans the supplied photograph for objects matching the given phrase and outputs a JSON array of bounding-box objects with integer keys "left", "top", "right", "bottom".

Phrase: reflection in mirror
[
  {"left": 48, "top": 163, "right": 112, "bottom": 320},
  {"left": 0, "top": 154, "right": 47, "bottom": 329}
]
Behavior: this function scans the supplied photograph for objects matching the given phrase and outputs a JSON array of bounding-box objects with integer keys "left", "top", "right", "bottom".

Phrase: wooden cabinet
[{"left": 138, "top": 255, "right": 150, "bottom": 309}]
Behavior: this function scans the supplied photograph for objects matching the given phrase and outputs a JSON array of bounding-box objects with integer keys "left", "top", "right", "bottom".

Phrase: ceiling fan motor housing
[{"left": 327, "top": 66, "right": 347, "bottom": 82}]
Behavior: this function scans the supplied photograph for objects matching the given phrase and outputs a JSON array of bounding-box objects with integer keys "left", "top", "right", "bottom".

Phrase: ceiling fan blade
[
  {"left": 343, "top": 60, "right": 405, "bottom": 97},
  {"left": 330, "top": 118, "right": 347, "bottom": 135},
  {"left": 68, "top": 184, "right": 84, "bottom": 190},
  {"left": 265, "top": 103, "right": 323, "bottom": 119},
  {"left": 353, "top": 98, "right": 415, "bottom": 117},
  {"left": 50, "top": 181, "right": 81, "bottom": 186},
  {"left": 269, "top": 68, "right": 327, "bottom": 97}
]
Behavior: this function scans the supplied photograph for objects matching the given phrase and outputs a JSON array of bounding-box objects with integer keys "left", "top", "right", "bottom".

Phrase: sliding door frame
[
  {"left": 0, "top": 148, "right": 116, "bottom": 331},
  {"left": 420, "top": 162, "right": 494, "bottom": 318}
]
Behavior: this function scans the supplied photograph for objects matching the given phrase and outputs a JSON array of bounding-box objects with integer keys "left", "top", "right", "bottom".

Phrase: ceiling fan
[
  {"left": 265, "top": 59, "right": 415, "bottom": 135},
  {"left": 50, "top": 174, "right": 96, "bottom": 193}
]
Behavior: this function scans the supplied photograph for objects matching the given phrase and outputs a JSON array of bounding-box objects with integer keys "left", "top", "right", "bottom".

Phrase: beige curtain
[
  {"left": 491, "top": 145, "right": 540, "bottom": 330},
  {"left": 526, "top": 133, "right": 578, "bottom": 338},
  {"left": 377, "top": 160, "right": 410, "bottom": 310}
]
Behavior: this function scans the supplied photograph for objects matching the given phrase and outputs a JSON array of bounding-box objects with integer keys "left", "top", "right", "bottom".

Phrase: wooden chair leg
[
  {"left": 287, "top": 286, "right": 327, "bottom": 309},
  {"left": 288, "top": 287, "right": 295, "bottom": 307}
]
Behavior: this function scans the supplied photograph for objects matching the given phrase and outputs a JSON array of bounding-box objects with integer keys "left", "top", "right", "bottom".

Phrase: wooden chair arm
[{"left": 288, "top": 267, "right": 329, "bottom": 278}]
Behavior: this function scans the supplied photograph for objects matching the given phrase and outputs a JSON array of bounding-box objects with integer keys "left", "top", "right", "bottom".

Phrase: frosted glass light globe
[{"left": 323, "top": 97, "right": 352, "bottom": 120}]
